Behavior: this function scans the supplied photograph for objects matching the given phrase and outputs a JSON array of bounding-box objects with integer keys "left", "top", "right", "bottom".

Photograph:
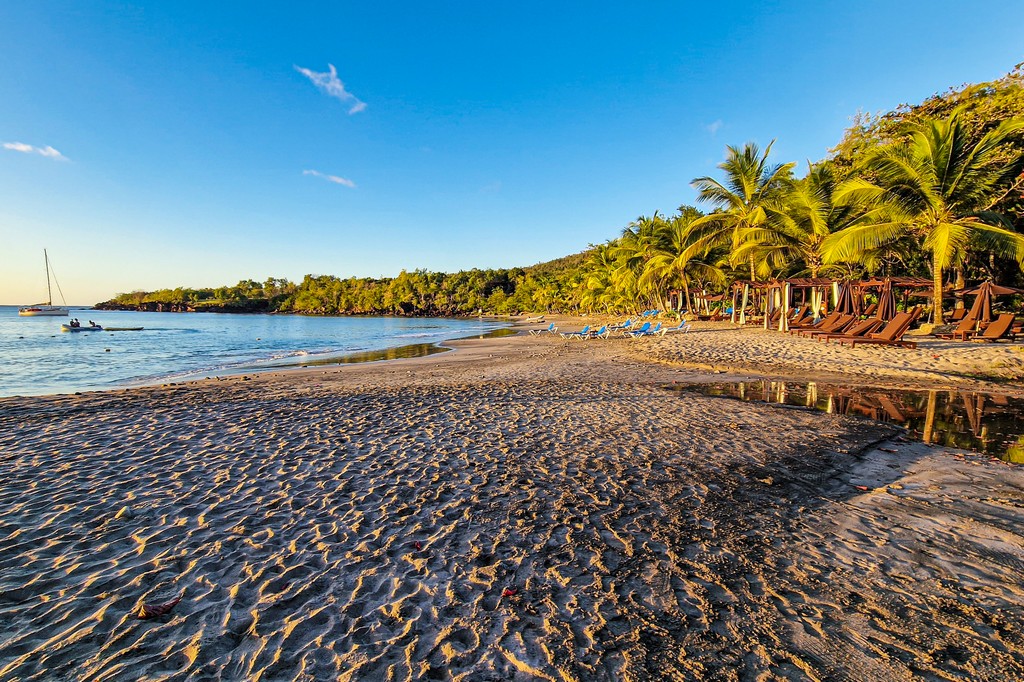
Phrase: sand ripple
[{"left": 1, "top": 334, "right": 1023, "bottom": 680}]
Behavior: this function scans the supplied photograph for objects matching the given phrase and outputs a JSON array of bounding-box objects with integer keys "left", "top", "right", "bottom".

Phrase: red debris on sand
[
  {"left": 138, "top": 593, "right": 183, "bottom": 620},
  {"left": 502, "top": 588, "right": 518, "bottom": 598},
  {"left": 854, "top": 485, "right": 870, "bottom": 492},
  {"left": 413, "top": 541, "right": 423, "bottom": 551}
]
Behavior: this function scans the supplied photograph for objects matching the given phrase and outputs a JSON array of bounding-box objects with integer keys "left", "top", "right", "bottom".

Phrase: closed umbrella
[
  {"left": 875, "top": 279, "right": 897, "bottom": 322},
  {"left": 834, "top": 281, "right": 857, "bottom": 315},
  {"left": 962, "top": 281, "right": 1024, "bottom": 324}
]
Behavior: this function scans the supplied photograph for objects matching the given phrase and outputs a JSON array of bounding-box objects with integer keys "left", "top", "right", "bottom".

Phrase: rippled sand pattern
[{"left": 2, "top": 334, "right": 1023, "bottom": 680}]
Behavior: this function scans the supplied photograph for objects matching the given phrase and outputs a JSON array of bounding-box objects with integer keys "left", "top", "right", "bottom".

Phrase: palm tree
[
  {"left": 823, "top": 111, "right": 1024, "bottom": 321},
  {"left": 638, "top": 208, "right": 726, "bottom": 312},
  {"left": 690, "top": 141, "right": 796, "bottom": 281},
  {"left": 760, "top": 162, "right": 871, "bottom": 278},
  {"left": 612, "top": 213, "right": 666, "bottom": 312}
]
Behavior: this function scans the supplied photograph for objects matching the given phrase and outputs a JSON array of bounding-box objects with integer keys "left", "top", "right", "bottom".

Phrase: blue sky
[{"left": 2, "top": 1, "right": 1022, "bottom": 304}]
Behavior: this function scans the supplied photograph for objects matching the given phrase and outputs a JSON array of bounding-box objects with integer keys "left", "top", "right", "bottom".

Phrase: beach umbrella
[
  {"left": 962, "top": 281, "right": 1024, "bottom": 324},
  {"left": 874, "top": 279, "right": 897, "bottom": 321},
  {"left": 834, "top": 281, "right": 858, "bottom": 315}
]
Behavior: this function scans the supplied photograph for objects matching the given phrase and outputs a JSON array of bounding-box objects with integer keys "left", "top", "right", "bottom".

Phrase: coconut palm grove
[{"left": 99, "top": 66, "right": 1024, "bottom": 320}]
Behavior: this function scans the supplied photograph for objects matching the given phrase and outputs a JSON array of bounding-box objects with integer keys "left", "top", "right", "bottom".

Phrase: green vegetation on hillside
[{"left": 100, "top": 65, "right": 1024, "bottom": 317}]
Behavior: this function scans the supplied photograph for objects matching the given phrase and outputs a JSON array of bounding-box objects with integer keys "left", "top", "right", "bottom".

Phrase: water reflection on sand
[{"left": 679, "top": 380, "right": 1024, "bottom": 462}]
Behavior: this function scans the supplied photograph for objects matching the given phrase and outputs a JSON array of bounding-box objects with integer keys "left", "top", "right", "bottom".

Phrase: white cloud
[
  {"left": 706, "top": 120, "right": 723, "bottom": 136},
  {"left": 303, "top": 169, "right": 356, "bottom": 188},
  {"left": 295, "top": 63, "right": 366, "bottom": 114},
  {"left": 3, "top": 141, "right": 68, "bottom": 160}
]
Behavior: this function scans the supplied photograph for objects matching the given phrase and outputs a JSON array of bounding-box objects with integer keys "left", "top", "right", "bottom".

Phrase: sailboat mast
[{"left": 44, "top": 249, "right": 53, "bottom": 306}]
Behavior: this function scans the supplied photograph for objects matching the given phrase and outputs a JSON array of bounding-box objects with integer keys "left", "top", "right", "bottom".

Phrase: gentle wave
[{"left": 0, "top": 308, "right": 509, "bottom": 396}]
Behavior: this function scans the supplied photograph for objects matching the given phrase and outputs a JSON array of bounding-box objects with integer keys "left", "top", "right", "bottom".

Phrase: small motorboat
[{"left": 61, "top": 324, "right": 103, "bottom": 332}]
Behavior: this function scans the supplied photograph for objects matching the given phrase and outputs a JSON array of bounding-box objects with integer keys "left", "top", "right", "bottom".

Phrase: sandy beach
[{"left": 2, "top": 323, "right": 1024, "bottom": 680}]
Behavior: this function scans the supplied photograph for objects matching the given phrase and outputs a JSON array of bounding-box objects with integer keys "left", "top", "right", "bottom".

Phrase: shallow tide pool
[{"left": 678, "top": 379, "right": 1024, "bottom": 462}]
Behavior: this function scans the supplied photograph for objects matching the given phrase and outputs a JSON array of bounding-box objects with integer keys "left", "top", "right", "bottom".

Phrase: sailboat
[{"left": 18, "top": 249, "right": 70, "bottom": 317}]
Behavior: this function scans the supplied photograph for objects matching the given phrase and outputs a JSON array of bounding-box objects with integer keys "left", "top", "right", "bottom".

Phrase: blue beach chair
[{"left": 560, "top": 325, "right": 591, "bottom": 339}]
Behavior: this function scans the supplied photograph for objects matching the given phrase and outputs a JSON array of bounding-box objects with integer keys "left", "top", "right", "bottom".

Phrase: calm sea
[{"left": 0, "top": 306, "right": 509, "bottom": 397}]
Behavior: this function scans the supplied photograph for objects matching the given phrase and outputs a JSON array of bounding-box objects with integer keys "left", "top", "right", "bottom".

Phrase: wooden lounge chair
[
  {"left": 837, "top": 312, "right": 917, "bottom": 348},
  {"left": 935, "top": 315, "right": 978, "bottom": 341},
  {"left": 796, "top": 313, "right": 854, "bottom": 337},
  {"left": 817, "top": 318, "right": 884, "bottom": 343},
  {"left": 786, "top": 305, "right": 812, "bottom": 327},
  {"left": 971, "top": 313, "right": 1016, "bottom": 342},
  {"left": 789, "top": 310, "right": 841, "bottom": 333},
  {"left": 861, "top": 302, "right": 878, "bottom": 318},
  {"left": 948, "top": 307, "right": 968, "bottom": 323}
]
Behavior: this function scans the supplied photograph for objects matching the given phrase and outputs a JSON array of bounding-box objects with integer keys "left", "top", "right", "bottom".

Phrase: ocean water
[{"left": 0, "top": 307, "right": 509, "bottom": 397}]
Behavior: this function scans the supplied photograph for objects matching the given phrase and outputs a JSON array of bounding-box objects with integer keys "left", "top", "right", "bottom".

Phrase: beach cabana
[
  {"left": 758, "top": 278, "right": 837, "bottom": 330},
  {"left": 855, "top": 277, "right": 936, "bottom": 322},
  {"left": 731, "top": 281, "right": 769, "bottom": 325}
]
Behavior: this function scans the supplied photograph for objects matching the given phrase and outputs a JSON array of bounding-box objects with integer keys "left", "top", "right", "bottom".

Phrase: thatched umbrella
[
  {"left": 875, "top": 278, "right": 897, "bottom": 322},
  {"left": 961, "top": 281, "right": 1024, "bottom": 324}
]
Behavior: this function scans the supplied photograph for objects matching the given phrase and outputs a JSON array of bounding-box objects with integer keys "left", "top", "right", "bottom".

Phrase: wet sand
[{"left": 1, "top": 327, "right": 1023, "bottom": 680}]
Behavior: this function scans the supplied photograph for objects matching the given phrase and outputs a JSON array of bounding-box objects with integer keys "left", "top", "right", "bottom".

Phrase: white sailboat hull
[{"left": 19, "top": 306, "right": 70, "bottom": 316}]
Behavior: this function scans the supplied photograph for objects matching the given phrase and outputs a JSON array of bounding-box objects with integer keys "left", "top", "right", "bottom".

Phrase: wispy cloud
[
  {"left": 706, "top": 120, "right": 723, "bottom": 136},
  {"left": 295, "top": 63, "right": 366, "bottom": 114},
  {"left": 303, "top": 169, "right": 356, "bottom": 188},
  {"left": 3, "top": 141, "right": 68, "bottom": 161}
]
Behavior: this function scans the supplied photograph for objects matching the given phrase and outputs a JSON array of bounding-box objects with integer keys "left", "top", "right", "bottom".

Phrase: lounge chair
[
  {"left": 972, "top": 313, "right": 1016, "bottom": 342},
  {"left": 861, "top": 302, "right": 878, "bottom": 318},
  {"left": 529, "top": 322, "right": 558, "bottom": 336},
  {"left": 789, "top": 310, "right": 841, "bottom": 333},
  {"left": 580, "top": 325, "right": 610, "bottom": 340},
  {"left": 622, "top": 321, "right": 650, "bottom": 337},
  {"left": 817, "top": 318, "right": 883, "bottom": 343},
  {"left": 659, "top": 320, "right": 691, "bottom": 335},
  {"left": 626, "top": 322, "right": 661, "bottom": 338},
  {"left": 935, "top": 315, "right": 978, "bottom": 341},
  {"left": 797, "top": 313, "right": 856, "bottom": 338},
  {"left": 838, "top": 312, "right": 917, "bottom": 349},
  {"left": 788, "top": 305, "right": 812, "bottom": 326},
  {"left": 608, "top": 318, "right": 632, "bottom": 331},
  {"left": 559, "top": 325, "right": 590, "bottom": 339},
  {"left": 947, "top": 307, "right": 968, "bottom": 323}
]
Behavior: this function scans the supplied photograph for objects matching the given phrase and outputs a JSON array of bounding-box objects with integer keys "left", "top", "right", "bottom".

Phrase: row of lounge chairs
[
  {"left": 532, "top": 316, "right": 693, "bottom": 341},
  {"left": 783, "top": 307, "right": 922, "bottom": 348},
  {"left": 563, "top": 321, "right": 666, "bottom": 339},
  {"left": 787, "top": 305, "right": 1019, "bottom": 347}
]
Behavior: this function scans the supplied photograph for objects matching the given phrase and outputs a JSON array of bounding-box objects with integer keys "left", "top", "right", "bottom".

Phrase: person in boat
[
  {"left": 70, "top": 319, "right": 79, "bottom": 328},
  {"left": 88, "top": 320, "right": 95, "bottom": 327}
]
